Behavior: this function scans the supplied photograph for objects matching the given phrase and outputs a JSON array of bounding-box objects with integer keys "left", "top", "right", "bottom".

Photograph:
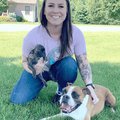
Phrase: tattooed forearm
[{"left": 75, "top": 54, "right": 92, "bottom": 84}]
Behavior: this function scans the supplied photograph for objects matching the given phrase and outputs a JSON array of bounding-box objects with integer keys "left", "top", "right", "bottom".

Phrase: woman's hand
[
  {"left": 34, "top": 57, "right": 46, "bottom": 75},
  {"left": 87, "top": 85, "right": 99, "bottom": 104}
]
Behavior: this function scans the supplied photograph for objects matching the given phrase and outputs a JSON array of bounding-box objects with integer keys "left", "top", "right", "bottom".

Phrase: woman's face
[{"left": 44, "top": 0, "right": 67, "bottom": 26}]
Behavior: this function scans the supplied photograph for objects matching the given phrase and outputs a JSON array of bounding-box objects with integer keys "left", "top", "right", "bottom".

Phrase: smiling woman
[
  {"left": 44, "top": 0, "right": 67, "bottom": 26},
  {"left": 10, "top": 0, "right": 98, "bottom": 105}
]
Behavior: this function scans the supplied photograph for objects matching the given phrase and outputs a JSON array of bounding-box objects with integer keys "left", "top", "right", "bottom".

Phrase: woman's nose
[{"left": 53, "top": 6, "right": 59, "bottom": 13}]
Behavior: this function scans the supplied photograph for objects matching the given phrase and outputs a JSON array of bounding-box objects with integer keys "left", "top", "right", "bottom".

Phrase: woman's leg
[
  {"left": 10, "top": 70, "right": 45, "bottom": 105},
  {"left": 50, "top": 56, "right": 78, "bottom": 103}
]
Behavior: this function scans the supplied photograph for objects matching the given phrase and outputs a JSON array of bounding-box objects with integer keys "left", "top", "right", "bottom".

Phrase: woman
[{"left": 10, "top": 0, "right": 99, "bottom": 105}]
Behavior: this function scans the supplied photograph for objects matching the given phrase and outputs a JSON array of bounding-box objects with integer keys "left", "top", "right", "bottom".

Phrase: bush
[
  {"left": 9, "top": 13, "right": 28, "bottom": 22},
  {"left": 70, "top": 0, "right": 120, "bottom": 25},
  {"left": 16, "top": 16, "right": 28, "bottom": 22},
  {"left": 0, "top": 16, "right": 15, "bottom": 22},
  {"left": 16, "top": 16, "right": 23, "bottom": 22},
  {"left": 9, "top": 13, "right": 17, "bottom": 22},
  {"left": 0, "top": 14, "right": 27, "bottom": 22}
]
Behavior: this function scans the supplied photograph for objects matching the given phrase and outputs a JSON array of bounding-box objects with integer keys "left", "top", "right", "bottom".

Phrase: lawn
[{"left": 0, "top": 31, "right": 120, "bottom": 120}]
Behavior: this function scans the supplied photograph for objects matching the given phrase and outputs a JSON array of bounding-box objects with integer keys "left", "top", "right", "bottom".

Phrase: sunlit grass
[
  {"left": 0, "top": 31, "right": 120, "bottom": 120},
  {"left": 84, "top": 32, "right": 120, "bottom": 63}
]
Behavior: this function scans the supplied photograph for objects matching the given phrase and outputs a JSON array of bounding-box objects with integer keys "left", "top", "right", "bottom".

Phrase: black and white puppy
[{"left": 27, "top": 44, "right": 48, "bottom": 86}]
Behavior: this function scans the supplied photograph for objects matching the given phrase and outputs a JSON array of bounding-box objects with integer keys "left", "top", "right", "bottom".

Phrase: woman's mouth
[{"left": 52, "top": 15, "right": 60, "bottom": 19}]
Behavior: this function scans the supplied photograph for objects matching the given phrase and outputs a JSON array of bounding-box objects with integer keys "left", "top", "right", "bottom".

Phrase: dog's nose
[
  {"left": 62, "top": 95, "right": 70, "bottom": 104},
  {"left": 63, "top": 95, "right": 69, "bottom": 99}
]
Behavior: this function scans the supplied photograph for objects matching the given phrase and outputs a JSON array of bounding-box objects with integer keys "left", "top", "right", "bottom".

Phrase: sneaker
[{"left": 52, "top": 94, "right": 61, "bottom": 105}]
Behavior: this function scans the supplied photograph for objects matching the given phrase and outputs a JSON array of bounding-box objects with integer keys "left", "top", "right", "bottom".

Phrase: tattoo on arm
[{"left": 75, "top": 54, "right": 92, "bottom": 83}]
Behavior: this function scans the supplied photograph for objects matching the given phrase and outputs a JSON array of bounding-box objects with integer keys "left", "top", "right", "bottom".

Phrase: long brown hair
[{"left": 40, "top": 0, "right": 73, "bottom": 59}]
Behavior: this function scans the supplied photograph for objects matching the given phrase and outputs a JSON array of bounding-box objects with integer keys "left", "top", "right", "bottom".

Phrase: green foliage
[
  {"left": 70, "top": 0, "right": 90, "bottom": 24},
  {"left": 0, "top": 16, "right": 13, "bottom": 22},
  {"left": 1, "top": 0, "right": 119, "bottom": 24},
  {"left": 16, "top": 16, "right": 23, "bottom": 22},
  {"left": 0, "top": 0, "right": 8, "bottom": 15},
  {"left": 0, "top": 15, "right": 27, "bottom": 22},
  {"left": 9, "top": 13, "right": 17, "bottom": 21},
  {"left": 15, "top": 16, "right": 28, "bottom": 22},
  {"left": 70, "top": 0, "right": 120, "bottom": 25}
]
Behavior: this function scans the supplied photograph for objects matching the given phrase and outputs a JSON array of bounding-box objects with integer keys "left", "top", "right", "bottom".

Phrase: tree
[
  {"left": 0, "top": 0, "right": 8, "bottom": 15},
  {"left": 70, "top": 0, "right": 120, "bottom": 25}
]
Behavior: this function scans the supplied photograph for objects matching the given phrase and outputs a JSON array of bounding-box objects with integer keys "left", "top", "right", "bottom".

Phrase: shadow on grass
[{"left": 0, "top": 56, "right": 120, "bottom": 120}]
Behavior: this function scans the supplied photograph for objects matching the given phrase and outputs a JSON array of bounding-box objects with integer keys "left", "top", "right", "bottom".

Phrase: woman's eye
[
  {"left": 59, "top": 5, "right": 64, "bottom": 8},
  {"left": 48, "top": 5, "right": 54, "bottom": 7},
  {"left": 72, "top": 91, "right": 79, "bottom": 99}
]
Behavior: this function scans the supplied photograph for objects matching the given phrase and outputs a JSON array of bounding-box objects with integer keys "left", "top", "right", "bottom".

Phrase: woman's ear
[{"left": 82, "top": 87, "right": 91, "bottom": 95}]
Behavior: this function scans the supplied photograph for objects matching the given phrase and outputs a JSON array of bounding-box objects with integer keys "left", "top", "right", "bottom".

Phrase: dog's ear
[
  {"left": 82, "top": 87, "right": 91, "bottom": 95},
  {"left": 67, "top": 82, "right": 73, "bottom": 86}
]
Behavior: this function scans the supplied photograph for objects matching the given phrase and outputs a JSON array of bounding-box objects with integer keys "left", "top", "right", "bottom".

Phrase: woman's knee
[
  {"left": 56, "top": 56, "right": 78, "bottom": 84},
  {"left": 10, "top": 70, "right": 44, "bottom": 105},
  {"left": 61, "top": 56, "right": 77, "bottom": 70}
]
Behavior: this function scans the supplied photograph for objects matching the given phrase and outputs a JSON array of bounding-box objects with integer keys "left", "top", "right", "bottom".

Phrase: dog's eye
[
  {"left": 71, "top": 91, "right": 79, "bottom": 99},
  {"left": 62, "top": 89, "right": 67, "bottom": 95},
  {"left": 41, "top": 47, "right": 45, "bottom": 52}
]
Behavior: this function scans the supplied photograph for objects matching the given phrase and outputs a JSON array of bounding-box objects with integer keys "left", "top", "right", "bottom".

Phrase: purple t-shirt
[{"left": 22, "top": 25, "right": 86, "bottom": 65}]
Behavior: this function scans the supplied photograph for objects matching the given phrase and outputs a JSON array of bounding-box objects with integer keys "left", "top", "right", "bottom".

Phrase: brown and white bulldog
[{"left": 40, "top": 84, "right": 116, "bottom": 120}]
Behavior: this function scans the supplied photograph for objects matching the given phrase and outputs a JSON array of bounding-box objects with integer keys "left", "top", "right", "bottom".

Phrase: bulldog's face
[{"left": 60, "top": 85, "right": 90, "bottom": 113}]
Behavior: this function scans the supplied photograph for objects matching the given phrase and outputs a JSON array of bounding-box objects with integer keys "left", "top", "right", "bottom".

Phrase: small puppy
[
  {"left": 27, "top": 44, "right": 48, "bottom": 86},
  {"left": 40, "top": 84, "right": 116, "bottom": 120}
]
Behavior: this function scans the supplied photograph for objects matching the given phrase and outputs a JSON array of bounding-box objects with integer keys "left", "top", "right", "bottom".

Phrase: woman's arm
[
  {"left": 75, "top": 54, "right": 92, "bottom": 84},
  {"left": 75, "top": 54, "right": 99, "bottom": 104}
]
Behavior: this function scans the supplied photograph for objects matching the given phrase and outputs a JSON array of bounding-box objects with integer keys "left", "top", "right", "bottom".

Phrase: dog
[
  {"left": 40, "top": 84, "right": 116, "bottom": 120},
  {"left": 27, "top": 44, "right": 49, "bottom": 87}
]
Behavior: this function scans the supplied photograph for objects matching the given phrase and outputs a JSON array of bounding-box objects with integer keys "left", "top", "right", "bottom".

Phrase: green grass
[{"left": 0, "top": 31, "right": 120, "bottom": 120}]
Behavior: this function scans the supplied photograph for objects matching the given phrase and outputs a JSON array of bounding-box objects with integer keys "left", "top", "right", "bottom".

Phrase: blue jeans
[{"left": 10, "top": 56, "right": 78, "bottom": 104}]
